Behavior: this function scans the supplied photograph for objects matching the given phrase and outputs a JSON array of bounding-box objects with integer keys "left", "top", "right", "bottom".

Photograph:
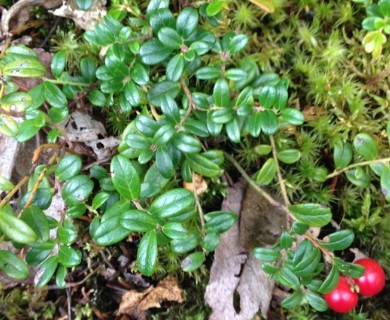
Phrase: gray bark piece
[
  {"left": 0, "top": 133, "right": 19, "bottom": 180},
  {"left": 205, "top": 181, "right": 275, "bottom": 320}
]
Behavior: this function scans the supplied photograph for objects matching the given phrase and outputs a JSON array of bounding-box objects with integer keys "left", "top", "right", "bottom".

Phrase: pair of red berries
[{"left": 324, "top": 258, "right": 386, "bottom": 313}]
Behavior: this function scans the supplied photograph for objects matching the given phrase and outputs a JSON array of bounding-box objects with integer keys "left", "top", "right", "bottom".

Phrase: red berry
[
  {"left": 324, "top": 277, "right": 358, "bottom": 313},
  {"left": 353, "top": 258, "right": 386, "bottom": 297}
]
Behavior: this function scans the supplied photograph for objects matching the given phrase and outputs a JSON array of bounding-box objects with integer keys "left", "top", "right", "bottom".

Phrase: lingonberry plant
[{"left": 0, "top": 0, "right": 388, "bottom": 314}]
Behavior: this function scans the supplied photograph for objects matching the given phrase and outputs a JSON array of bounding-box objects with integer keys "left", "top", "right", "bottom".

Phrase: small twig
[
  {"left": 325, "top": 156, "right": 390, "bottom": 179},
  {"left": 177, "top": 78, "right": 197, "bottom": 130},
  {"left": 192, "top": 172, "right": 205, "bottom": 238},
  {"left": 66, "top": 287, "right": 72, "bottom": 320},
  {"left": 47, "top": 266, "right": 102, "bottom": 290},
  {"left": 0, "top": 176, "right": 29, "bottom": 208},
  {"left": 224, "top": 152, "right": 292, "bottom": 219}
]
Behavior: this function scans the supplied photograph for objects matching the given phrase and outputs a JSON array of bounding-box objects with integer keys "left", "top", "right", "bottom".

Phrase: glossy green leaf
[
  {"left": 0, "top": 175, "right": 14, "bottom": 192},
  {"left": 160, "top": 96, "right": 180, "bottom": 123},
  {"left": 76, "top": 0, "right": 93, "bottom": 10},
  {"left": 334, "top": 142, "right": 353, "bottom": 169},
  {"left": 195, "top": 66, "right": 221, "bottom": 80},
  {"left": 0, "top": 250, "right": 29, "bottom": 280},
  {"left": 248, "top": 112, "right": 262, "bottom": 137},
  {"left": 206, "top": 0, "right": 223, "bottom": 16},
  {"left": 204, "top": 211, "right": 237, "bottom": 234},
  {"left": 0, "top": 92, "right": 32, "bottom": 113},
  {"left": 26, "top": 242, "right": 55, "bottom": 265},
  {"left": 260, "top": 110, "right": 278, "bottom": 135},
  {"left": 20, "top": 206, "right": 49, "bottom": 241},
  {"left": 62, "top": 175, "right": 94, "bottom": 206},
  {"left": 58, "top": 245, "right": 82, "bottom": 267},
  {"left": 252, "top": 247, "right": 280, "bottom": 262},
  {"left": 228, "top": 34, "right": 249, "bottom": 54},
  {"left": 148, "top": 8, "right": 175, "bottom": 33},
  {"left": 162, "top": 222, "right": 189, "bottom": 239},
  {"left": 225, "top": 68, "right": 248, "bottom": 82},
  {"left": 281, "top": 290, "right": 303, "bottom": 309},
  {"left": 213, "top": 78, "right": 229, "bottom": 108},
  {"left": 92, "top": 192, "right": 110, "bottom": 210},
  {"left": 274, "top": 80, "right": 288, "bottom": 110},
  {"left": 320, "top": 230, "right": 354, "bottom": 251},
  {"left": 288, "top": 203, "right": 332, "bottom": 227},
  {"left": 137, "top": 230, "right": 157, "bottom": 276},
  {"left": 147, "top": 81, "right": 180, "bottom": 106},
  {"left": 276, "top": 266, "right": 300, "bottom": 289},
  {"left": 226, "top": 118, "right": 240, "bottom": 143},
  {"left": 43, "top": 82, "right": 67, "bottom": 108},
  {"left": 56, "top": 264, "right": 67, "bottom": 288},
  {"left": 280, "top": 108, "right": 304, "bottom": 125},
  {"left": 306, "top": 293, "right": 328, "bottom": 312},
  {"left": 124, "top": 81, "right": 141, "bottom": 106},
  {"left": 3, "top": 59, "right": 46, "bottom": 77},
  {"left": 353, "top": 133, "right": 378, "bottom": 161},
  {"left": 259, "top": 86, "right": 276, "bottom": 108},
  {"left": 51, "top": 51, "right": 66, "bottom": 78},
  {"left": 153, "top": 123, "right": 175, "bottom": 146},
  {"left": 181, "top": 252, "right": 205, "bottom": 272},
  {"left": 158, "top": 27, "right": 182, "bottom": 49},
  {"left": 176, "top": 7, "right": 199, "bottom": 38},
  {"left": 173, "top": 133, "right": 202, "bottom": 154},
  {"left": 280, "top": 231, "right": 293, "bottom": 249},
  {"left": 346, "top": 168, "right": 370, "bottom": 188},
  {"left": 381, "top": 165, "right": 390, "bottom": 202},
  {"left": 186, "top": 153, "right": 223, "bottom": 177},
  {"left": 57, "top": 221, "right": 78, "bottom": 245},
  {"left": 278, "top": 149, "right": 301, "bottom": 164},
  {"left": 202, "top": 232, "right": 220, "bottom": 252},
  {"left": 140, "top": 39, "right": 173, "bottom": 65},
  {"left": 166, "top": 54, "right": 184, "bottom": 82},
  {"left": 0, "top": 114, "right": 19, "bottom": 137},
  {"left": 294, "top": 248, "right": 321, "bottom": 277},
  {"left": 111, "top": 155, "right": 140, "bottom": 200},
  {"left": 67, "top": 203, "right": 87, "bottom": 219},
  {"left": 121, "top": 210, "right": 157, "bottom": 232},
  {"left": 318, "top": 266, "right": 340, "bottom": 294},
  {"left": 256, "top": 158, "right": 276, "bottom": 185},
  {"left": 0, "top": 208, "right": 36, "bottom": 243},
  {"left": 156, "top": 149, "right": 174, "bottom": 178},
  {"left": 56, "top": 154, "right": 82, "bottom": 181},
  {"left": 35, "top": 256, "right": 59, "bottom": 287},
  {"left": 362, "top": 30, "right": 386, "bottom": 58},
  {"left": 150, "top": 188, "right": 194, "bottom": 219},
  {"left": 171, "top": 233, "right": 199, "bottom": 253}
]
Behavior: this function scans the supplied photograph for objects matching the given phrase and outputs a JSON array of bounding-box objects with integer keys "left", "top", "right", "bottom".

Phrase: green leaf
[
  {"left": 124, "top": 81, "right": 141, "bottom": 106},
  {"left": 121, "top": 210, "right": 158, "bottom": 232},
  {"left": 226, "top": 118, "right": 240, "bottom": 143},
  {"left": 67, "top": 203, "right": 87, "bottom": 218},
  {"left": 56, "top": 264, "right": 67, "bottom": 288},
  {"left": 147, "top": 81, "right": 180, "bottom": 106},
  {"left": 381, "top": 165, "right": 390, "bottom": 202},
  {"left": 111, "top": 155, "right": 140, "bottom": 200},
  {"left": 213, "top": 78, "right": 229, "bottom": 108},
  {"left": 150, "top": 188, "right": 194, "bottom": 219},
  {"left": 16, "top": 113, "right": 45, "bottom": 142},
  {"left": 62, "top": 175, "right": 94, "bottom": 206},
  {"left": 0, "top": 175, "right": 14, "bottom": 192},
  {"left": 171, "top": 233, "right": 199, "bottom": 253},
  {"left": 58, "top": 245, "right": 82, "bottom": 267},
  {"left": 260, "top": 110, "right": 278, "bottom": 135},
  {"left": 248, "top": 112, "right": 262, "bottom": 137},
  {"left": 3, "top": 59, "right": 46, "bottom": 77},
  {"left": 57, "top": 221, "right": 78, "bottom": 245},
  {"left": 186, "top": 153, "right": 223, "bottom": 177},
  {"left": 252, "top": 247, "right": 280, "bottom": 262},
  {"left": 225, "top": 68, "right": 248, "bottom": 82},
  {"left": 148, "top": 8, "right": 175, "bottom": 33},
  {"left": 162, "top": 222, "right": 189, "bottom": 239},
  {"left": 346, "top": 168, "right": 370, "bottom": 187},
  {"left": 140, "top": 39, "right": 173, "bottom": 65},
  {"left": 274, "top": 80, "right": 288, "bottom": 110},
  {"left": 259, "top": 86, "right": 276, "bottom": 108},
  {"left": 195, "top": 66, "right": 221, "bottom": 80},
  {"left": 26, "top": 242, "right": 55, "bottom": 265},
  {"left": 56, "top": 154, "right": 82, "bottom": 181},
  {"left": 80, "top": 57, "right": 96, "bottom": 82},
  {"left": 318, "top": 266, "right": 340, "bottom": 294},
  {"left": 202, "top": 232, "right": 220, "bottom": 252},
  {"left": 158, "top": 27, "right": 182, "bottom": 49},
  {"left": 51, "top": 51, "right": 66, "bottom": 78},
  {"left": 153, "top": 123, "right": 175, "bottom": 146},
  {"left": 0, "top": 208, "right": 37, "bottom": 243},
  {"left": 204, "top": 211, "right": 237, "bottom": 234},
  {"left": 306, "top": 293, "right": 328, "bottom": 312},
  {"left": 294, "top": 248, "right": 321, "bottom": 277},
  {"left": 160, "top": 96, "right": 180, "bottom": 123},
  {"left": 0, "top": 92, "right": 32, "bottom": 113},
  {"left": 137, "top": 230, "right": 157, "bottom": 276},
  {"left": 0, "top": 114, "right": 19, "bottom": 137},
  {"left": 228, "top": 34, "right": 249, "bottom": 54},
  {"left": 278, "top": 149, "right": 301, "bottom": 164},
  {"left": 281, "top": 290, "right": 303, "bottom": 309},
  {"left": 0, "top": 250, "right": 29, "bottom": 280},
  {"left": 280, "top": 231, "right": 293, "bottom": 249},
  {"left": 256, "top": 158, "right": 276, "bottom": 185},
  {"left": 184, "top": 119, "right": 210, "bottom": 137},
  {"left": 181, "top": 252, "right": 205, "bottom": 272},
  {"left": 320, "top": 230, "right": 355, "bottom": 251},
  {"left": 353, "top": 133, "right": 378, "bottom": 161},
  {"left": 276, "top": 266, "right": 300, "bottom": 289},
  {"left": 76, "top": 0, "right": 93, "bottom": 10},
  {"left": 156, "top": 149, "right": 175, "bottom": 178},
  {"left": 362, "top": 30, "right": 386, "bottom": 58},
  {"left": 43, "top": 82, "right": 67, "bottom": 109},
  {"left": 35, "top": 256, "right": 59, "bottom": 287},
  {"left": 334, "top": 142, "right": 353, "bottom": 169},
  {"left": 166, "top": 54, "right": 184, "bottom": 82},
  {"left": 280, "top": 108, "right": 304, "bottom": 125},
  {"left": 92, "top": 192, "right": 110, "bottom": 210},
  {"left": 288, "top": 203, "right": 332, "bottom": 227},
  {"left": 173, "top": 133, "right": 202, "bottom": 153},
  {"left": 176, "top": 7, "right": 199, "bottom": 39},
  {"left": 206, "top": 0, "right": 223, "bottom": 16},
  {"left": 20, "top": 206, "right": 49, "bottom": 241}
]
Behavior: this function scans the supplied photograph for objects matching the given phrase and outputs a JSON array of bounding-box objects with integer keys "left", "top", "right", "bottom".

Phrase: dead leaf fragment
[
  {"left": 117, "top": 276, "right": 184, "bottom": 318},
  {"left": 183, "top": 174, "right": 208, "bottom": 195}
]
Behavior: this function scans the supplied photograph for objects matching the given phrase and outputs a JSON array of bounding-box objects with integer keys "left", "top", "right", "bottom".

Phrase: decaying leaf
[
  {"left": 117, "top": 276, "right": 184, "bottom": 318},
  {"left": 61, "top": 111, "right": 106, "bottom": 142},
  {"left": 248, "top": 0, "right": 275, "bottom": 13},
  {"left": 205, "top": 181, "right": 275, "bottom": 320},
  {"left": 85, "top": 136, "right": 120, "bottom": 160},
  {"left": 183, "top": 174, "right": 208, "bottom": 195}
]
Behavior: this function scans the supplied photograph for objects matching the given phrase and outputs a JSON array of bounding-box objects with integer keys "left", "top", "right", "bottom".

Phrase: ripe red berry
[
  {"left": 353, "top": 258, "right": 386, "bottom": 297},
  {"left": 324, "top": 277, "right": 358, "bottom": 313}
]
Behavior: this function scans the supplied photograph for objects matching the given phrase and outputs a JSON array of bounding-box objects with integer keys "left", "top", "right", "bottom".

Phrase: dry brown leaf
[
  {"left": 183, "top": 174, "right": 208, "bottom": 195},
  {"left": 117, "top": 276, "right": 184, "bottom": 317}
]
